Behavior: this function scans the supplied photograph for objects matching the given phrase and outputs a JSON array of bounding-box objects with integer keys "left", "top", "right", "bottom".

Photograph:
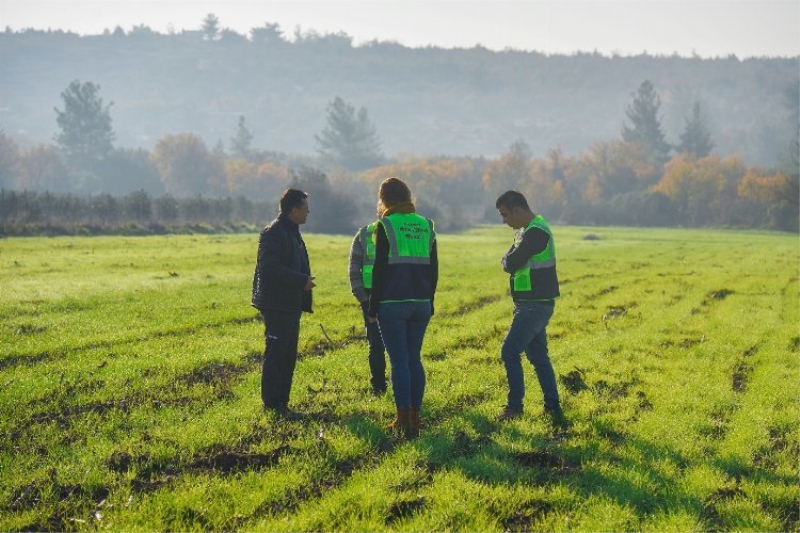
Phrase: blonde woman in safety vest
[
  {"left": 495, "top": 190, "right": 567, "bottom": 427},
  {"left": 367, "top": 177, "right": 438, "bottom": 439},
  {"left": 349, "top": 221, "right": 387, "bottom": 395}
]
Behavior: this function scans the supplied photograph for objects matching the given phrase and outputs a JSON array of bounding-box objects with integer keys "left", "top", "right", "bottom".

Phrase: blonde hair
[{"left": 377, "top": 177, "right": 415, "bottom": 217}]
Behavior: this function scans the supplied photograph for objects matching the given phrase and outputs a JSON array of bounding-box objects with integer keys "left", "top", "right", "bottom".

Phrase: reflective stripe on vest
[
  {"left": 359, "top": 222, "right": 377, "bottom": 289},
  {"left": 513, "top": 215, "right": 556, "bottom": 292},
  {"left": 380, "top": 213, "right": 433, "bottom": 265}
]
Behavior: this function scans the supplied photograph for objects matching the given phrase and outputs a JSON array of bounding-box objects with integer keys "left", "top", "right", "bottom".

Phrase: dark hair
[
  {"left": 377, "top": 177, "right": 414, "bottom": 216},
  {"left": 279, "top": 189, "right": 308, "bottom": 214},
  {"left": 495, "top": 190, "right": 530, "bottom": 211}
]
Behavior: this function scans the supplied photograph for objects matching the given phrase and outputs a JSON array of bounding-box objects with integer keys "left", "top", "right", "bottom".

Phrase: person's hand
[{"left": 304, "top": 276, "right": 316, "bottom": 290}]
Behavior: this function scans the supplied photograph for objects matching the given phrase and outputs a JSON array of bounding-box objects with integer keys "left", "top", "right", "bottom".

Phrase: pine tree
[
  {"left": 201, "top": 13, "right": 220, "bottom": 41},
  {"left": 314, "top": 96, "right": 384, "bottom": 171},
  {"left": 54, "top": 80, "right": 115, "bottom": 167},
  {"left": 622, "top": 80, "right": 671, "bottom": 167},
  {"left": 677, "top": 102, "right": 714, "bottom": 158},
  {"left": 229, "top": 115, "right": 254, "bottom": 159}
]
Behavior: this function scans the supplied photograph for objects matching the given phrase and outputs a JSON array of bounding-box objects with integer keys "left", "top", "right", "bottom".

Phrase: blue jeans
[
  {"left": 501, "top": 301, "right": 560, "bottom": 411},
  {"left": 377, "top": 301, "right": 431, "bottom": 409}
]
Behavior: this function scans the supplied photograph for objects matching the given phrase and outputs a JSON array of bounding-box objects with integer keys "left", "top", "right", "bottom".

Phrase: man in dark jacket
[{"left": 252, "top": 189, "right": 315, "bottom": 413}]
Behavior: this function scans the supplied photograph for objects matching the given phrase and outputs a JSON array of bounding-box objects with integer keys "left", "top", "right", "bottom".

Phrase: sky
[{"left": 1, "top": 0, "right": 798, "bottom": 58}]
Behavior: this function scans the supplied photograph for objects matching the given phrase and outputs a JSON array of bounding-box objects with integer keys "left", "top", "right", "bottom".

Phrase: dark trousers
[
  {"left": 361, "top": 300, "right": 387, "bottom": 391},
  {"left": 260, "top": 310, "right": 301, "bottom": 408}
]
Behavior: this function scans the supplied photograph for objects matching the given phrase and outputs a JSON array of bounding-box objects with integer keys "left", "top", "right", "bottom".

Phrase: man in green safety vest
[
  {"left": 349, "top": 221, "right": 388, "bottom": 395},
  {"left": 495, "top": 190, "right": 566, "bottom": 426}
]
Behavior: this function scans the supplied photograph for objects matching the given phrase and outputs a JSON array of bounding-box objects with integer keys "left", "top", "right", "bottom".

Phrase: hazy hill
[{"left": 1, "top": 28, "right": 797, "bottom": 166}]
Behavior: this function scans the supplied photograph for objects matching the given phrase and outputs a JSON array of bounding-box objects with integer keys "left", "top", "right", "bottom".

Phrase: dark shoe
[
  {"left": 263, "top": 402, "right": 282, "bottom": 412},
  {"left": 278, "top": 405, "right": 302, "bottom": 420},
  {"left": 371, "top": 385, "right": 387, "bottom": 397},
  {"left": 498, "top": 405, "right": 523, "bottom": 421},
  {"left": 543, "top": 407, "right": 569, "bottom": 428},
  {"left": 264, "top": 403, "right": 300, "bottom": 420}
]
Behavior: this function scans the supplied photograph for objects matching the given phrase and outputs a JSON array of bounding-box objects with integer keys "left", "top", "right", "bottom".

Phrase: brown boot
[
  {"left": 408, "top": 408, "right": 421, "bottom": 439},
  {"left": 386, "top": 408, "right": 411, "bottom": 438}
]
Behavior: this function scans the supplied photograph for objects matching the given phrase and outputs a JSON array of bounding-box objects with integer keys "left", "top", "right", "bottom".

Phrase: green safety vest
[
  {"left": 358, "top": 222, "right": 378, "bottom": 289},
  {"left": 512, "top": 214, "right": 559, "bottom": 300},
  {"left": 379, "top": 213, "right": 434, "bottom": 266}
]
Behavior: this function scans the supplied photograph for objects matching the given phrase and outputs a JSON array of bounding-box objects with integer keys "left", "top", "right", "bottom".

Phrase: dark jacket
[{"left": 251, "top": 213, "right": 313, "bottom": 314}]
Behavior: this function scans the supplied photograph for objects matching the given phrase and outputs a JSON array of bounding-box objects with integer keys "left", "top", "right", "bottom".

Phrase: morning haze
[{"left": 0, "top": 16, "right": 798, "bottom": 234}]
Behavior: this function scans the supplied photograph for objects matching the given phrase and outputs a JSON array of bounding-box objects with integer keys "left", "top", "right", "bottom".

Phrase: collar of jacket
[
  {"left": 277, "top": 212, "right": 300, "bottom": 233},
  {"left": 383, "top": 202, "right": 416, "bottom": 216}
]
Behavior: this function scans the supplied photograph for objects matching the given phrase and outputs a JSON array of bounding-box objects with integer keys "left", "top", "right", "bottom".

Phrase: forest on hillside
[
  {"left": 1, "top": 21, "right": 797, "bottom": 161},
  {"left": 0, "top": 19, "right": 798, "bottom": 233}
]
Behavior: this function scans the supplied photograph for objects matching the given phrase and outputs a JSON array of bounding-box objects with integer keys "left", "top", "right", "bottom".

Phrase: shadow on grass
[{"left": 409, "top": 408, "right": 799, "bottom": 532}]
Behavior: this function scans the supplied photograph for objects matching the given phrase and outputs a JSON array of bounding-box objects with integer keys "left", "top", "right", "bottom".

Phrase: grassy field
[{"left": 1, "top": 225, "right": 798, "bottom": 532}]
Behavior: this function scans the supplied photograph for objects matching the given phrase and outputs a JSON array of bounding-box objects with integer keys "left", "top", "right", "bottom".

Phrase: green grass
[{"left": 1, "top": 226, "right": 798, "bottom": 532}]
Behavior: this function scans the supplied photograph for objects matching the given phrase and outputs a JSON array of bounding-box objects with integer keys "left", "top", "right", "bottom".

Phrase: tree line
[
  {"left": 1, "top": 21, "right": 797, "bottom": 164},
  {"left": 1, "top": 28, "right": 798, "bottom": 234}
]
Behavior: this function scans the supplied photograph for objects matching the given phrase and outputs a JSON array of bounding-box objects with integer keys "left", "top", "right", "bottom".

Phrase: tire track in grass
[
  {"left": 5, "top": 357, "right": 261, "bottom": 451},
  {"left": 731, "top": 345, "right": 757, "bottom": 393},
  {"left": 7, "top": 335, "right": 384, "bottom": 524},
  {"left": 701, "top": 480, "right": 745, "bottom": 531},
  {"left": 8, "top": 313, "right": 759, "bottom": 528},
  {"left": 9, "top": 346, "right": 656, "bottom": 531},
  {"left": 0, "top": 315, "right": 263, "bottom": 371},
  {"left": 7, "top": 478, "right": 112, "bottom": 532},
  {"left": 436, "top": 295, "right": 502, "bottom": 319},
  {"left": 223, "top": 391, "right": 499, "bottom": 526},
  {"left": 67, "top": 337, "right": 388, "bottom": 507}
]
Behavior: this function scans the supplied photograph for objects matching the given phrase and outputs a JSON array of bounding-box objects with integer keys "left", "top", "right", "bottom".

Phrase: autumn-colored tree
[
  {"left": 363, "top": 155, "right": 475, "bottom": 200},
  {"left": 524, "top": 147, "right": 576, "bottom": 216},
  {"left": 482, "top": 140, "right": 532, "bottom": 198},
  {"left": 545, "top": 179, "right": 567, "bottom": 218},
  {"left": 736, "top": 166, "right": 798, "bottom": 230},
  {"left": 20, "top": 144, "right": 69, "bottom": 191},
  {"left": 579, "top": 140, "right": 654, "bottom": 200},
  {"left": 151, "top": 133, "right": 223, "bottom": 196},
  {"left": 737, "top": 168, "right": 788, "bottom": 205},
  {"left": 224, "top": 158, "right": 258, "bottom": 194},
  {"left": 359, "top": 155, "right": 481, "bottom": 227},
  {"left": 224, "top": 157, "right": 290, "bottom": 199},
  {"left": 652, "top": 155, "right": 742, "bottom": 226}
]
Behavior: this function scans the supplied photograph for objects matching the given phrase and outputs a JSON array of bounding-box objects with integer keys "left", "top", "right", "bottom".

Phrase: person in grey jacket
[
  {"left": 349, "top": 221, "right": 387, "bottom": 395},
  {"left": 251, "top": 189, "right": 315, "bottom": 414}
]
